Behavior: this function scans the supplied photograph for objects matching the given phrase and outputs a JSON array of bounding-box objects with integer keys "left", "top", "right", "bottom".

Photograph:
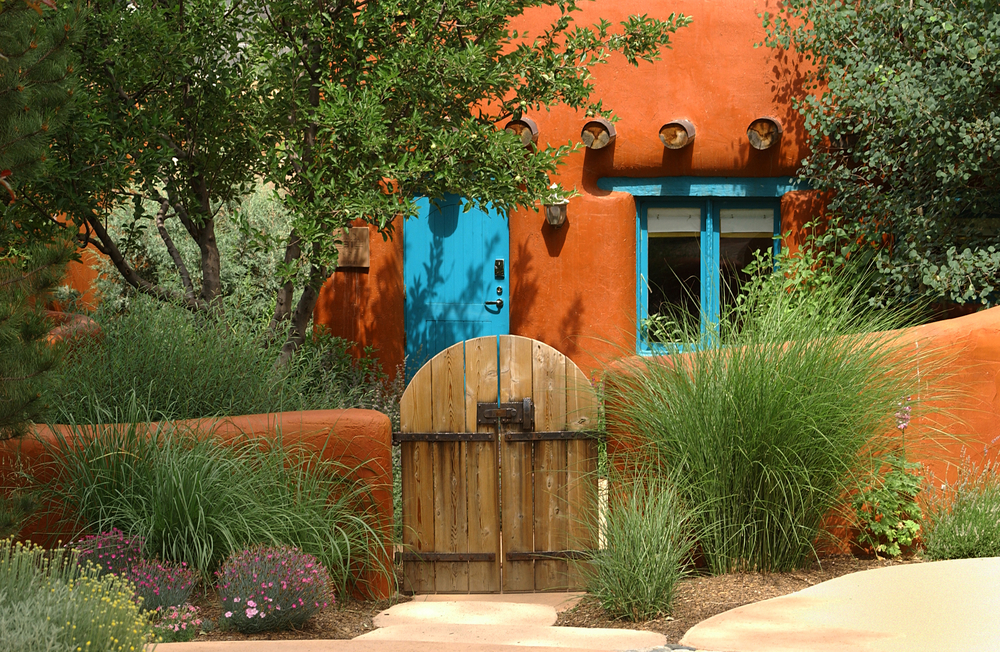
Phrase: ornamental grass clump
[
  {"left": 582, "top": 472, "right": 696, "bottom": 621},
  {"left": 606, "top": 255, "right": 932, "bottom": 574},
  {"left": 0, "top": 539, "right": 153, "bottom": 652},
  {"left": 35, "top": 396, "right": 388, "bottom": 595},
  {"left": 216, "top": 545, "right": 332, "bottom": 634}
]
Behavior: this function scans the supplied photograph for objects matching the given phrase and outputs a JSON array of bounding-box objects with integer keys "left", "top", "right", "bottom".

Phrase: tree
[
  {"left": 763, "top": 0, "right": 1000, "bottom": 307},
  {"left": 1, "top": 0, "right": 82, "bottom": 439},
  {"left": 14, "top": 0, "right": 690, "bottom": 364}
]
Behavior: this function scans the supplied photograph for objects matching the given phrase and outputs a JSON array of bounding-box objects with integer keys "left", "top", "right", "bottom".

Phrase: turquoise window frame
[{"left": 595, "top": 177, "right": 809, "bottom": 356}]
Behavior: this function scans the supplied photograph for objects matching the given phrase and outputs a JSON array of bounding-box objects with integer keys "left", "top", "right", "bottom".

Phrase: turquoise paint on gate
[{"left": 404, "top": 195, "right": 509, "bottom": 373}]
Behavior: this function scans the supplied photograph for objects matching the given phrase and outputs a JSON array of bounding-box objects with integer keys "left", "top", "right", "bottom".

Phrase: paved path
[
  {"left": 157, "top": 557, "right": 1000, "bottom": 652},
  {"left": 681, "top": 556, "right": 1000, "bottom": 652}
]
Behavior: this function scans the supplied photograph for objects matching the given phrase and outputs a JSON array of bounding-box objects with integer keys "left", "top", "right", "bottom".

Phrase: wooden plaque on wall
[{"left": 335, "top": 227, "right": 370, "bottom": 268}]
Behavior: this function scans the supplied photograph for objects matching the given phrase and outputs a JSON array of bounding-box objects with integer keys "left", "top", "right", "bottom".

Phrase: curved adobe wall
[
  {"left": 0, "top": 409, "right": 394, "bottom": 600},
  {"left": 314, "top": 0, "right": 821, "bottom": 377}
]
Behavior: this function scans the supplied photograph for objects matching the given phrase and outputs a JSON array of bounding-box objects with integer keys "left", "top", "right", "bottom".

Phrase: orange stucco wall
[
  {"left": 314, "top": 0, "right": 819, "bottom": 378},
  {"left": 315, "top": 218, "right": 406, "bottom": 378},
  {"left": 0, "top": 409, "right": 395, "bottom": 599}
]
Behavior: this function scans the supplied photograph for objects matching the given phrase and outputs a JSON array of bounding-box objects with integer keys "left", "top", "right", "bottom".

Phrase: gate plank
[
  {"left": 431, "top": 344, "right": 469, "bottom": 593},
  {"left": 532, "top": 343, "right": 569, "bottom": 591},
  {"left": 465, "top": 336, "right": 500, "bottom": 593},
  {"left": 565, "top": 364, "right": 599, "bottom": 590},
  {"left": 400, "top": 362, "right": 435, "bottom": 593},
  {"left": 500, "top": 335, "right": 535, "bottom": 592}
]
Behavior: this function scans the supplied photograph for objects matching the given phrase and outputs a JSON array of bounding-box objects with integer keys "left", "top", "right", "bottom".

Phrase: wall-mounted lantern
[
  {"left": 659, "top": 120, "right": 696, "bottom": 149},
  {"left": 581, "top": 117, "right": 616, "bottom": 150},
  {"left": 504, "top": 116, "right": 539, "bottom": 148},
  {"left": 543, "top": 200, "right": 569, "bottom": 229},
  {"left": 747, "top": 117, "right": 782, "bottom": 150}
]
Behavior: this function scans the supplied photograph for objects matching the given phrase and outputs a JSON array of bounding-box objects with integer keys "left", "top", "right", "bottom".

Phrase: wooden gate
[{"left": 396, "top": 335, "right": 600, "bottom": 593}]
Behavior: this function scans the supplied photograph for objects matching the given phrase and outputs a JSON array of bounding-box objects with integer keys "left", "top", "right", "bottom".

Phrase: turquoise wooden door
[{"left": 405, "top": 195, "right": 509, "bottom": 372}]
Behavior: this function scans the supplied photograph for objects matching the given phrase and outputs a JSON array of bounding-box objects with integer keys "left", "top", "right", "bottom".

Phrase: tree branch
[
  {"left": 153, "top": 199, "right": 197, "bottom": 299},
  {"left": 83, "top": 213, "right": 209, "bottom": 312}
]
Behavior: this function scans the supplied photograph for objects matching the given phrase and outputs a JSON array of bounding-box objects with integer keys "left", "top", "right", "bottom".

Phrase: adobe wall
[
  {"left": 314, "top": 0, "right": 818, "bottom": 377},
  {"left": 0, "top": 409, "right": 395, "bottom": 600}
]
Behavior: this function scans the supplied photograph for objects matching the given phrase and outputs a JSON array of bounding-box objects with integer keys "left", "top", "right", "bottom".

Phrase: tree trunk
[{"left": 268, "top": 229, "right": 301, "bottom": 338}]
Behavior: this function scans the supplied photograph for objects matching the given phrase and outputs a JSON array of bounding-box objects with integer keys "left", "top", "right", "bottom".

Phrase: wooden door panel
[{"left": 399, "top": 335, "right": 599, "bottom": 594}]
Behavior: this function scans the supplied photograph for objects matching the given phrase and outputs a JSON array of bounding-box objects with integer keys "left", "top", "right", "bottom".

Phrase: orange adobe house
[{"left": 314, "top": 0, "right": 822, "bottom": 379}]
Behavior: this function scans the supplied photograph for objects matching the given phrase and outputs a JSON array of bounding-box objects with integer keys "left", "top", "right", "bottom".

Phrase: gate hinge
[{"left": 477, "top": 397, "right": 534, "bottom": 430}]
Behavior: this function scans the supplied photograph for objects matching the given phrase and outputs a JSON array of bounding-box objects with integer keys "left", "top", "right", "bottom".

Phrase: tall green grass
[
  {"left": 923, "top": 455, "right": 1000, "bottom": 560},
  {"left": 606, "top": 261, "right": 926, "bottom": 574},
  {"left": 49, "top": 294, "right": 396, "bottom": 422},
  {"left": 32, "top": 397, "right": 388, "bottom": 596},
  {"left": 582, "top": 472, "right": 696, "bottom": 620}
]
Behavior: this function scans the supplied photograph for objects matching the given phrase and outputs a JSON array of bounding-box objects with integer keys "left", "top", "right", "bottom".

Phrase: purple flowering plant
[
  {"left": 124, "top": 557, "right": 199, "bottom": 611},
  {"left": 72, "top": 530, "right": 199, "bottom": 611},
  {"left": 215, "top": 545, "right": 332, "bottom": 634},
  {"left": 72, "top": 529, "right": 144, "bottom": 577}
]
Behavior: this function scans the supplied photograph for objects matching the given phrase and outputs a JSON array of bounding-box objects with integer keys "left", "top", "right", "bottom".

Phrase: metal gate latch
[{"left": 477, "top": 397, "right": 534, "bottom": 430}]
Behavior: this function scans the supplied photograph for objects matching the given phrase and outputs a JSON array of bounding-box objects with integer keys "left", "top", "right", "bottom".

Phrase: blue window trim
[{"left": 605, "top": 177, "right": 808, "bottom": 356}]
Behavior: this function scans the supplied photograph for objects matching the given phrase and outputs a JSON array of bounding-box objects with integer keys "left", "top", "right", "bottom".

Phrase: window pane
[
  {"left": 646, "top": 235, "right": 700, "bottom": 342},
  {"left": 720, "top": 236, "right": 774, "bottom": 309}
]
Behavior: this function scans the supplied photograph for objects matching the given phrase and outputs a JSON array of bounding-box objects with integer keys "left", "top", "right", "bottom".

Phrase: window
[{"left": 637, "top": 198, "right": 780, "bottom": 352}]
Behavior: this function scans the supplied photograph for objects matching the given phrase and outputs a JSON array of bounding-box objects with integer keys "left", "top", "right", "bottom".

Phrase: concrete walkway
[
  {"left": 158, "top": 557, "right": 1000, "bottom": 652},
  {"left": 681, "top": 556, "right": 1000, "bottom": 652}
]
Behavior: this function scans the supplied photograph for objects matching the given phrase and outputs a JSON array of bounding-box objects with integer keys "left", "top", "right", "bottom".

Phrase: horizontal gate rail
[
  {"left": 505, "top": 551, "right": 594, "bottom": 561},
  {"left": 393, "top": 432, "right": 496, "bottom": 444},
  {"left": 398, "top": 552, "right": 497, "bottom": 562},
  {"left": 504, "top": 430, "right": 604, "bottom": 442}
]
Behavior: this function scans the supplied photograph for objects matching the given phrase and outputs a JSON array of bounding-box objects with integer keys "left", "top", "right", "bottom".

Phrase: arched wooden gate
[{"left": 396, "top": 335, "right": 600, "bottom": 593}]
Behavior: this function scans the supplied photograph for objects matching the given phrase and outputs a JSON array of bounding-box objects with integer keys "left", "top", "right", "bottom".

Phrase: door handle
[{"left": 485, "top": 299, "right": 504, "bottom": 309}]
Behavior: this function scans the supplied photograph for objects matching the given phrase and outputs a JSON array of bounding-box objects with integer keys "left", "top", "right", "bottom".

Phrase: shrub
[
  {"left": 0, "top": 539, "right": 153, "bottom": 652},
  {"left": 606, "top": 259, "right": 926, "bottom": 574},
  {"left": 152, "top": 604, "right": 206, "bottom": 643},
  {"left": 923, "top": 457, "right": 1000, "bottom": 560},
  {"left": 34, "top": 403, "right": 388, "bottom": 595},
  {"left": 124, "top": 557, "right": 199, "bottom": 612},
  {"left": 582, "top": 473, "right": 695, "bottom": 621},
  {"left": 216, "top": 545, "right": 331, "bottom": 634},
  {"left": 50, "top": 294, "right": 399, "bottom": 423},
  {"left": 72, "top": 528, "right": 145, "bottom": 577}
]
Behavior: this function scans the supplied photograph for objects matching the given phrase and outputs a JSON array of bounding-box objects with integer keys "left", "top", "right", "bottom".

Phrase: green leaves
[{"left": 765, "top": 0, "right": 1000, "bottom": 307}]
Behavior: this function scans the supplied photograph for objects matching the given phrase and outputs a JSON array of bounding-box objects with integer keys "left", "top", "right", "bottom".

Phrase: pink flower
[{"left": 224, "top": 611, "right": 233, "bottom": 618}]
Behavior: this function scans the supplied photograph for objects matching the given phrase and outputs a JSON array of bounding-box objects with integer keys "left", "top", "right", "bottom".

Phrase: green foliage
[
  {"left": 605, "top": 257, "right": 925, "bottom": 574},
  {"left": 32, "top": 401, "right": 388, "bottom": 596},
  {"left": 50, "top": 293, "right": 395, "bottom": 422},
  {"left": 0, "top": 0, "right": 84, "bottom": 203},
  {"left": 851, "top": 453, "right": 922, "bottom": 558},
  {"left": 582, "top": 474, "right": 694, "bottom": 621},
  {"left": 0, "top": 539, "right": 153, "bottom": 652},
  {"left": 923, "top": 454, "right": 1000, "bottom": 560},
  {"left": 762, "top": 0, "right": 1000, "bottom": 307},
  {"left": 0, "top": 491, "right": 36, "bottom": 538},
  {"left": 0, "top": 238, "right": 75, "bottom": 439},
  {"left": 13, "top": 0, "right": 689, "bottom": 361}
]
